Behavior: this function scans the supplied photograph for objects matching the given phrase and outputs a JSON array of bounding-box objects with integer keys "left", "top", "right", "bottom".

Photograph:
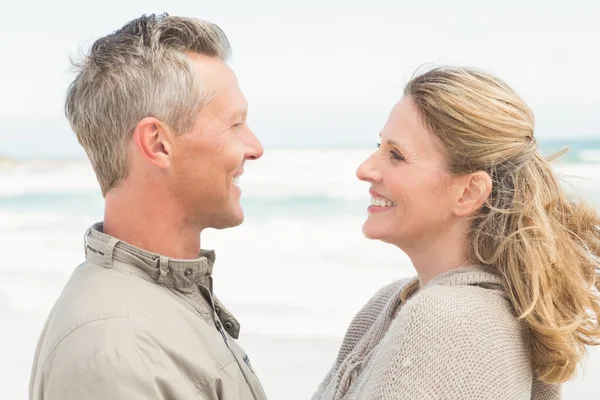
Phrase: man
[{"left": 29, "top": 13, "right": 267, "bottom": 399}]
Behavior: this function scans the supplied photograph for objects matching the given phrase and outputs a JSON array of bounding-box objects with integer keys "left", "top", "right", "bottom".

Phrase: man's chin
[
  {"left": 231, "top": 204, "right": 245, "bottom": 226},
  {"left": 212, "top": 209, "right": 244, "bottom": 230}
]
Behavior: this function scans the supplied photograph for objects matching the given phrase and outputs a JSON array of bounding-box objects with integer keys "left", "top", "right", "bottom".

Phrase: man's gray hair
[{"left": 65, "top": 13, "right": 231, "bottom": 196}]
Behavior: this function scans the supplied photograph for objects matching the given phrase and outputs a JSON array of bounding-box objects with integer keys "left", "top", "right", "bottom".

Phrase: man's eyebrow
[{"left": 231, "top": 109, "right": 247, "bottom": 121}]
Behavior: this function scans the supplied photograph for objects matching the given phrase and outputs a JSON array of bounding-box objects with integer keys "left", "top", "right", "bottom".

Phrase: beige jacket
[
  {"left": 29, "top": 223, "right": 267, "bottom": 400},
  {"left": 312, "top": 266, "right": 560, "bottom": 400}
]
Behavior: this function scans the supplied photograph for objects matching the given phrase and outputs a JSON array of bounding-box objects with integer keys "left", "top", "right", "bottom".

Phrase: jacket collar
[
  {"left": 84, "top": 222, "right": 216, "bottom": 294},
  {"left": 84, "top": 223, "right": 242, "bottom": 338}
]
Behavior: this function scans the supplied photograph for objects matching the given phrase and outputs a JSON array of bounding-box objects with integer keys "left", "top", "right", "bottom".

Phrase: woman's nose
[{"left": 356, "top": 153, "right": 381, "bottom": 183}]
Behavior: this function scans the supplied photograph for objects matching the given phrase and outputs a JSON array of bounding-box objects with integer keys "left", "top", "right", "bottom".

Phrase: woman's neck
[{"left": 400, "top": 223, "right": 471, "bottom": 286}]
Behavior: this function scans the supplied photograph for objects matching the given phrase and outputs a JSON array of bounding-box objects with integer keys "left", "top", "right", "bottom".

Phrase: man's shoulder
[
  {"left": 34, "top": 262, "right": 134, "bottom": 365},
  {"left": 47, "top": 260, "right": 147, "bottom": 329},
  {"left": 31, "top": 259, "right": 234, "bottom": 398},
  {"left": 35, "top": 261, "right": 183, "bottom": 368}
]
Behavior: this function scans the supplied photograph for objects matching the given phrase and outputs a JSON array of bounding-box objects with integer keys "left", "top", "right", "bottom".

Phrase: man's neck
[{"left": 103, "top": 189, "right": 203, "bottom": 259}]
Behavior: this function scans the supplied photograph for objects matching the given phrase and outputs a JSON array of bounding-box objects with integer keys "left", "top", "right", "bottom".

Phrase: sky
[{"left": 1, "top": 0, "right": 599, "bottom": 159}]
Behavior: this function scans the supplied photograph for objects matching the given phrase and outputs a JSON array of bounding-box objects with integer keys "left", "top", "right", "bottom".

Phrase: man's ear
[
  {"left": 453, "top": 171, "right": 492, "bottom": 217},
  {"left": 132, "top": 117, "right": 173, "bottom": 168}
]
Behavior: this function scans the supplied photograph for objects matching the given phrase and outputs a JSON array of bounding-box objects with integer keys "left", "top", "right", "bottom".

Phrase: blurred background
[{"left": 1, "top": 1, "right": 599, "bottom": 399}]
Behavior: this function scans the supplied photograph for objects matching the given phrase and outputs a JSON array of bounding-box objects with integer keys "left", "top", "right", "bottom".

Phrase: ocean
[{"left": 1, "top": 144, "right": 599, "bottom": 399}]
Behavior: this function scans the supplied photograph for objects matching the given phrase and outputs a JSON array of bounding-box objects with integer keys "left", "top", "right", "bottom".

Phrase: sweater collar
[{"left": 424, "top": 265, "right": 504, "bottom": 290}]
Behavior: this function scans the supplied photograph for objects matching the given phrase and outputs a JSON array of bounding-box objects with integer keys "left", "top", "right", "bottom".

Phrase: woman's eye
[{"left": 390, "top": 151, "right": 404, "bottom": 161}]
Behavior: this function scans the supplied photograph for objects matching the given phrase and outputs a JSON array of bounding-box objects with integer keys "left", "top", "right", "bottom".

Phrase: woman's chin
[{"left": 362, "top": 222, "right": 389, "bottom": 241}]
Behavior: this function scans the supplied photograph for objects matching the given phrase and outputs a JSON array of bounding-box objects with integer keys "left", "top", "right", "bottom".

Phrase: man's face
[{"left": 168, "top": 53, "right": 263, "bottom": 230}]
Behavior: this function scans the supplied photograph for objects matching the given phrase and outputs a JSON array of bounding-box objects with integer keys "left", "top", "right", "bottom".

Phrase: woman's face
[{"left": 356, "top": 96, "right": 458, "bottom": 250}]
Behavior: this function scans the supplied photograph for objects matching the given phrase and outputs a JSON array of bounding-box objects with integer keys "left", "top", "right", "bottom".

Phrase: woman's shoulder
[
  {"left": 364, "top": 277, "right": 415, "bottom": 311},
  {"left": 331, "top": 278, "right": 414, "bottom": 362},
  {"left": 397, "top": 277, "right": 525, "bottom": 346},
  {"left": 347, "top": 277, "right": 415, "bottom": 331},
  {"left": 406, "top": 266, "right": 515, "bottom": 319},
  {"left": 355, "top": 278, "right": 536, "bottom": 400}
]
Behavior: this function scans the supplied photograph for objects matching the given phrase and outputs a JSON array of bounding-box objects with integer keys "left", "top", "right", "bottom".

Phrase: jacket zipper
[
  {"left": 195, "top": 283, "right": 263, "bottom": 399},
  {"left": 215, "top": 320, "right": 228, "bottom": 343},
  {"left": 196, "top": 284, "right": 230, "bottom": 345}
]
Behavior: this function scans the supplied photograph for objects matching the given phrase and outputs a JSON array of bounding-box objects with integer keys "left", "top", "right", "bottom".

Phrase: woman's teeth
[
  {"left": 233, "top": 176, "right": 240, "bottom": 185},
  {"left": 370, "top": 196, "right": 396, "bottom": 207}
]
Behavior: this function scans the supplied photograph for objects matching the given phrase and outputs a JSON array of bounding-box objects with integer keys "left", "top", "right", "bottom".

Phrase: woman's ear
[{"left": 453, "top": 171, "right": 492, "bottom": 217}]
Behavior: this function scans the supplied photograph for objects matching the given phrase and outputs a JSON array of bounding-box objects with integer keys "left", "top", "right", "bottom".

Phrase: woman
[{"left": 313, "top": 67, "right": 600, "bottom": 399}]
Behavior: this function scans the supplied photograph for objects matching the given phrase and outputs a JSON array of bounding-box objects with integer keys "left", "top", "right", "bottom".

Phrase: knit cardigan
[{"left": 312, "top": 266, "right": 561, "bottom": 400}]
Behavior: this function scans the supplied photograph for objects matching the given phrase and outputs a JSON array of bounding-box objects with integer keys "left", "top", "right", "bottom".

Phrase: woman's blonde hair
[{"left": 401, "top": 66, "right": 600, "bottom": 383}]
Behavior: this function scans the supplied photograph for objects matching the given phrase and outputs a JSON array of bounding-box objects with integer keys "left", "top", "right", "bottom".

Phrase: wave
[{"left": 1, "top": 148, "right": 600, "bottom": 205}]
